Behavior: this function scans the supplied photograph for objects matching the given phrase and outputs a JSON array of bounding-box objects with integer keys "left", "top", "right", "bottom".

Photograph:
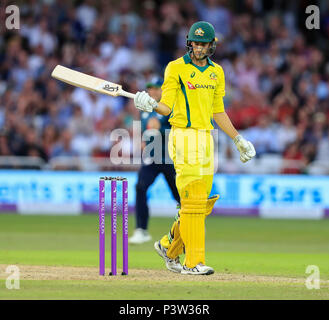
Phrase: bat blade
[{"left": 51, "top": 65, "right": 122, "bottom": 97}]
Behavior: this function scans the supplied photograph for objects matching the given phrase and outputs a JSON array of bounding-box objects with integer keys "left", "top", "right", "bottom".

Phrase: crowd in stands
[{"left": 0, "top": 0, "right": 328, "bottom": 173}]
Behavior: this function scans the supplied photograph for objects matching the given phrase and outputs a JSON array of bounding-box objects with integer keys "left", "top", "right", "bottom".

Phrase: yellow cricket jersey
[{"left": 160, "top": 53, "right": 225, "bottom": 130}]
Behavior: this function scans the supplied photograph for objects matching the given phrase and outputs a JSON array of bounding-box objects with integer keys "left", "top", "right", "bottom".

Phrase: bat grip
[{"left": 120, "top": 90, "right": 135, "bottom": 99}]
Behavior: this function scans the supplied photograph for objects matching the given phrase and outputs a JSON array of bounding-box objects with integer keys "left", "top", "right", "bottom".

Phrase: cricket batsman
[{"left": 133, "top": 21, "right": 256, "bottom": 275}]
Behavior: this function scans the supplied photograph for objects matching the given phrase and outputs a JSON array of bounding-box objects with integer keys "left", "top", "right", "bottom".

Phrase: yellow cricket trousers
[{"left": 160, "top": 126, "right": 215, "bottom": 268}]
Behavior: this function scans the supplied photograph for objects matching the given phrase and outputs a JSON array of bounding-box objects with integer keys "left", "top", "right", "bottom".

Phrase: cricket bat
[{"left": 51, "top": 65, "right": 135, "bottom": 99}]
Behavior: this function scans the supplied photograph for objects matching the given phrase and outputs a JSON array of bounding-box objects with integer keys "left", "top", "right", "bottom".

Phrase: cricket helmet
[{"left": 186, "top": 21, "right": 218, "bottom": 57}]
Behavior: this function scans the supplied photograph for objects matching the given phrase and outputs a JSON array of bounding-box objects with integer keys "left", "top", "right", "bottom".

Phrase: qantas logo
[{"left": 186, "top": 81, "right": 215, "bottom": 90}]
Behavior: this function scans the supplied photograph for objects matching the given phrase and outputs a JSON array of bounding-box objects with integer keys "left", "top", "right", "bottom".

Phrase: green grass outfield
[{"left": 0, "top": 214, "right": 328, "bottom": 300}]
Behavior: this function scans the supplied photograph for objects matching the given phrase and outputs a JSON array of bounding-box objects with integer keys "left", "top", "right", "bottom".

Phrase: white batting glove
[
  {"left": 233, "top": 135, "right": 256, "bottom": 163},
  {"left": 134, "top": 91, "right": 158, "bottom": 113}
]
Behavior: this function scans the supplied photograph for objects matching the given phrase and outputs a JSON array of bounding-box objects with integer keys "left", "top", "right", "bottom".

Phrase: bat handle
[{"left": 120, "top": 90, "right": 135, "bottom": 99}]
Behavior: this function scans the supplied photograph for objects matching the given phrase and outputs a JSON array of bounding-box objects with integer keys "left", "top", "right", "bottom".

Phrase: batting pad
[
  {"left": 180, "top": 180, "right": 208, "bottom": 268},
  {"left": 166, "top": 219, "right": 184, "bottom": 259},
  {"left": 206, "top": 194, "right": 219, "bottom": 216}
]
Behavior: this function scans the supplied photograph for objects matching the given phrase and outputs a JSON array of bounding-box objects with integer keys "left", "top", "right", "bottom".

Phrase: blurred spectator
[
  {"left": 50, "top": 129, "right": 78, "bottom": 158},
  {"left": 226, "top": 99, "right": 244, "bottom": 130},
  {"left": 76, "top": 0, "right": 98, "bottom": 32},
  {"left": 108, "top": 0, "right": 141, "bottom": 38},
  {"left": 236, "top": 50, "right": 261, "bottom": 93},
  {"left": 23, "top": 18, "right": 57, "bottom": 56},
  {"left": 92, "top": 108, "right": 114, "bottom": 158},
  {"left": 244, "top": 114, "right": 280, "bottom": 156},
  {"left": 69, "top": 105, "right": 93, "bottom": 137},
  {"left": 310, "top": 72, "right": 329, "bottom": 101},
  {"left": 302, "top": 142, "right": 317, "bottom": 169},
  {"left": 192, "top": 0, "right": 232, "bottom": 37},
  {"left": 10, "top": 51, "right": 32, "bottom": 92},
  {"left": 0, "top": 131, "right": 11, "bottom": 156},
  {"left": 19, "top": 127, "right": 48, "bottom": 161},
  {"left": 158, "top": 2, "right": 183, "bottom": 68},
  {"left": 130, "top": 37, "right": 156, "bottom": 74},
  {"left": 71, "top": 88, "right": 97, "bottom": 119},
  {"left": 41, "top": 125, "right": 58, "bottom": 159},
  {"left": 276, "top": 116, "right": 298, "bottom": 153},
  {"left": 97, "top": 94, "right": 125, "bottom": 119},
  {"left": 69, "top": 105, "right": 95, "bottom": 156},
  {"left": 316, "top": 127, "right": 329, "bottom": 161},
  {"left": 263, "top": 41, "right": 285, "bottom": 70},
  {"left": 233, "top": 86, "right": 264, "bottom": 129},
  {"left": 281, "top": 141, "right": 305, "bottom": 174},
  {"left": 104, "top": 33, "right": 133, "bottom": 79}
]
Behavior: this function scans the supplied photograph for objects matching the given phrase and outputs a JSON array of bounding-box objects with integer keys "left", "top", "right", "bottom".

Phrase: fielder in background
[
  {"left": 133, "top": 21, "right": 256, "bottom": 275},
  {"left": 129, "top": 77, "right": 180, "bottom": 244}
]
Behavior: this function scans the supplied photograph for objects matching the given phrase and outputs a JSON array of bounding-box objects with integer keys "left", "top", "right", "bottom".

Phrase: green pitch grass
[{"left": 0, "top": 214, "right": 328, "bottom": 300}]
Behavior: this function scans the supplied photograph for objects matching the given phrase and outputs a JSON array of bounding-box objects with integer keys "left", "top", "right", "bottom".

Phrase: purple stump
[
  {"left": 110, "top": 179, "right": 117, "bottom": 276},
  {"left": 122, "top": 179, "right": 128, "bottom": 275},
  {"left": 99, "top": 178, "right": 105, "bottom": 276}
]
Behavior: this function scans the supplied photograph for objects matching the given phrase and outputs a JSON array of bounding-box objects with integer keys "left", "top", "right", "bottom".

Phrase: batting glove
[
  {"left": 134, "top": 91, "right": 158, "bottom": 113},
  {"left": 233, "top": 135, "right": 256, "bottom": 163}
]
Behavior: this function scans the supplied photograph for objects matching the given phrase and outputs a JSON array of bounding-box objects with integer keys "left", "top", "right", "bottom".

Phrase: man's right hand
[{"left": 134, "top": 91, "right": 158, "bottom": 113}]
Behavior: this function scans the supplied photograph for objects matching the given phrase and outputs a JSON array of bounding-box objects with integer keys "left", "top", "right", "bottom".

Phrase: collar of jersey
[{"left": 183, "top": 53, "right": 214, "bottom": 68}]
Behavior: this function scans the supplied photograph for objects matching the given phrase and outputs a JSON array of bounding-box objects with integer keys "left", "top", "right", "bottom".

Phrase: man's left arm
[
  {"left": 213, "top": 111, "right": 256, "bottom": 163},
  {"left": 212, "top": 66, "right": 256, "bottom": 163}
]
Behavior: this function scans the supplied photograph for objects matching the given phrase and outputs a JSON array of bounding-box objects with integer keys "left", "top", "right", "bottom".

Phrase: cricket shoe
[
  {"left": 128, "top": 228, "right": 152, "bottom": 244},
  {"left": 154, "top": 241, "right": 183, "bottom": 273},
  {"left": 181, "top": 263, "right": 214, "bottom": 275}
]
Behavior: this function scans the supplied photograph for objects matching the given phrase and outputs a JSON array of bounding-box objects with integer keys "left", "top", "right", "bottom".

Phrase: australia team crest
[
  {"left": 209, "top": 72, "right": 217, "bottom": 80},
  {"left": 194, "top": 28, "right": 204, "bottom": 36}
]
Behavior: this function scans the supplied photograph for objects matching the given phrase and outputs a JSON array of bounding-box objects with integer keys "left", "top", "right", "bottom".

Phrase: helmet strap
[
  {"left": 186, "top": 39, "right": 216, "bottom": 59},
  {"left": 191, "top": 51, "right": 207, "bottom": 61}
]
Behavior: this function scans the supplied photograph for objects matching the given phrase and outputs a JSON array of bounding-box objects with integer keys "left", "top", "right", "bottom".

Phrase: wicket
[{"left": 99, "top": 177, "right": 128, "bottom": 276}]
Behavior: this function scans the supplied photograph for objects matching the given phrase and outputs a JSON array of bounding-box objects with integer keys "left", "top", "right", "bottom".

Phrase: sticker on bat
[{"left": 103, "top": 84, "right": 119, "bottom": 92}]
